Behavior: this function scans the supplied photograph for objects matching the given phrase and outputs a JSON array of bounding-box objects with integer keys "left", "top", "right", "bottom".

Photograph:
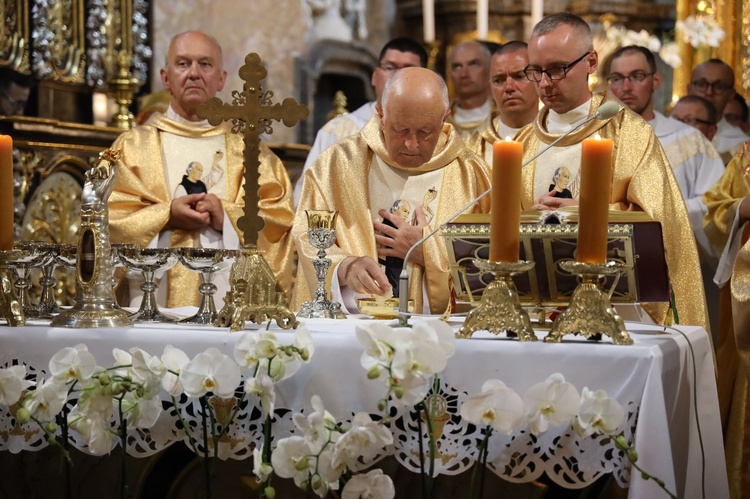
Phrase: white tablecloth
[{"left": 0, "top": 311, "right": 728, "bottom": 499}]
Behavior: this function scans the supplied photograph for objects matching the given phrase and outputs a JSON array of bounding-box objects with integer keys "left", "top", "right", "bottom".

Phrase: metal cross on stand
[
  {"left": 196, "top": 52, "right": 308, "bottom": 331},
  {"left": 197, "top": 52, "right": 308, "bottom": 244}
]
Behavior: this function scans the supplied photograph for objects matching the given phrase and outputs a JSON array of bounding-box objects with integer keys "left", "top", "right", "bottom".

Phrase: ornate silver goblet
[
  {"left": 117, "top": 247, "right": 179, "bottom": 323},
  {"left": 297, "top": 210, "right": 345, "bottom": 319},
  {"left": 177, "top": 248, "right": 238, "bottom": 325},
  {"left": 28, "top": 242, "right": 66, "bottom": 318},
  {"left": 9, "top": 242, "right": 55, "bottom": 318}
]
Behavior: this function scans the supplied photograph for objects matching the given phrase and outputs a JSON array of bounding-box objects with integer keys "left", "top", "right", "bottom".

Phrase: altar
[{"left": 0, "top": 311, "right": 728, "bottom": 499}]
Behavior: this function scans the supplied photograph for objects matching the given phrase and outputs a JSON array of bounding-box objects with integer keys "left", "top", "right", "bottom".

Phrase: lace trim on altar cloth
[{"left": 0, "top": 362, "right": 637, "bottom": 489}]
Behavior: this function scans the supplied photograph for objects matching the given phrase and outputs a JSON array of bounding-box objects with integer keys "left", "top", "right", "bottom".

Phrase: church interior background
[{"left": 0, "top": 0, "right": 746, "bottom": 496}]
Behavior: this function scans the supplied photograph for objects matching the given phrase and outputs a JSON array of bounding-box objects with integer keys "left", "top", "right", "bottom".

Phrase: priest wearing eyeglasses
[{"left": 516, "top": 13, "right": 709, "bottom": 332}]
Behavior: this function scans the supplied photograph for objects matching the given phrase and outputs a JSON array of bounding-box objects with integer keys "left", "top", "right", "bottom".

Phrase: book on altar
[{"left": 442, "top": 208, "right": 670, "bottom": 314}]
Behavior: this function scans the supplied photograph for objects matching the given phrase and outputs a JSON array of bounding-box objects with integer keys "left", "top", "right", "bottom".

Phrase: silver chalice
[
  {"left": 178, "top": 247, "right": 238, "bottom": 325},
  {"left": 117, "top": 247, "right": 179, "bottom": 323}
]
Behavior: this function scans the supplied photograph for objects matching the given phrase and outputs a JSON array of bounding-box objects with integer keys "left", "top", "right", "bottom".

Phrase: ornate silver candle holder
[
  {"left": 118, "top": 247, "right": 179, "bottom": 323},
  {"left": 8, "top": 242, "right": 55, "bottom": 319},
  {"left": 52, "top": 150, "right": 132, "bottom": 329},
  {"left": 178, "top": 247, "right": 238, "bottom": 325},
  {"left": 545, "top": 261, "right": 632, "bottom": 345},
  {"left": 457, "top": 259, "right": 537, "bottom": 341},
  {"left": 297, "top": 210, "right": 345, "bottom": 319},
  {"left": 0, "top": 250, "right": 25, "bottom": 326}
]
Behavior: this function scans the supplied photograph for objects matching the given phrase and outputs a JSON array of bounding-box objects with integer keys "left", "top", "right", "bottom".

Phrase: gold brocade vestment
[
  {"left": 292, "top": 116, "right": 492, "bottom": 314},
  {"left": 108, "top": 112, "right": 295, "bottom": 307},
  {"left": 515, "top": 91, "right": 709, "bottom": 332},
  {"left": 705, "top": 142, "right": 750, "bottom": 498}
]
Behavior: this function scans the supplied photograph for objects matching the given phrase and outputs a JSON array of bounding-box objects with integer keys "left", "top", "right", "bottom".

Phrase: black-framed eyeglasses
[
  {"left": 607, "top": 71, "right": 655, "bottom": 87},
  {"left": 0, "top": 88, "right": 26, "bottom": 114},
  {"left": 523, "top": 51, "right": 591, "bottom": 82},
  {"left": 690, "top": 79, "right": 732, "bottom": 94},
  {"left": 674, "top": 115, "right": 714, "bottom": 127}
]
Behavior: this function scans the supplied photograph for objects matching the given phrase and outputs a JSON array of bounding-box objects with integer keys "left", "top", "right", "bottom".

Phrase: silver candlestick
[{"left": 297, "top": 210, "right": 345, "bottom": 319}]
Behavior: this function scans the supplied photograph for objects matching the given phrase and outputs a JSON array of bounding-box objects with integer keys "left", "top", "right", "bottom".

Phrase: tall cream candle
[
  {"left": 0, "top": 135, "right": 13, "bottom": 250},
  {"left": 477, "top": 0, "right": 488, "bottom": 40},
  {"left": 422, "top": 0, "right": 435, "bottom": 43},
  {"left": 577, "top": 135, "right": 613, "bottom": 264},
  {"left": 489, "top": 138, "right": 523, "bottom": 262}
]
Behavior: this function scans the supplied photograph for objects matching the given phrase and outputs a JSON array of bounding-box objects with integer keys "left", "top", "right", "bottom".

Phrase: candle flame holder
[
  {"left": 297, "top": 210, "right": 345, "bottom": 320},
  {"left": 545, "top": 261, "right": 632, "bottom": 345},
  {"left": 0, "top": 251, "right": 25, "bottom": 327},
  {"left": 457, "top": 259, "right": 537, "bottom": 341}
]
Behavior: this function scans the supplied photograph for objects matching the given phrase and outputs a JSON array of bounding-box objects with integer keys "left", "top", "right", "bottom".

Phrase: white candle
[
  {"left": 477, "top": 0, "right": 488, "bottom": 40},
  {"left": 531, "top": 0, "right": 543, "bottom": 27},
  {"left": 423, "top": 0, "right": 435, "bottom": 43}
]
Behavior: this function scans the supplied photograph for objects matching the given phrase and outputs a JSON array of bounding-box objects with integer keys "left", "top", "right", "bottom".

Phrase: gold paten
[
  {"left": 545, "top": 261, "right": 633, "bottom": 346},
  {"left": 215, "top": 245, "right": 298, "bottom": 332},
  {"left": 457, "top": 259, "right": 537, "bottom": 341}
]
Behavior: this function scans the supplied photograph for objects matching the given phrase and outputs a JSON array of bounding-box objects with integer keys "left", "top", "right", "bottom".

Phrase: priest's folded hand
[
  {"left": 167, "top": 193, "right": 210, "bottom": 231},
  {"left": 338, "top": 256, "right": 392, "bottom": 296},
  {"left": 195, "top": 193, "right": 224, "bottom": 232},
  {"left": 530, "top": 191, "right": 579, "bottom": 212},
  {"left": 373, "top": 207, "right": 427, "bottom": 267}
]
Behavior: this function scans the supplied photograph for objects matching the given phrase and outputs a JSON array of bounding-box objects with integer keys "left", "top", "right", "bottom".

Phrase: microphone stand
[{"left": 397, "top": 107, "right": 617, "bottom": 317}]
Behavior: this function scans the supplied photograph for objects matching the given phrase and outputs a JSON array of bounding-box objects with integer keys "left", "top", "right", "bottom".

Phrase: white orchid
[
  {"left": 461, "top": 379, "right": 525, "bottom": 434},
  {"left": 244, "top": 371, "right": 276, "bottom": 418},
  {"left": 49, "top": 344, "right": 97, "bottom": 384},
  {"left": 179, "top": 347, "right": 241, "bottom": 398},
  {"left": 252, "top": 447, "right": 273, "bottom": 482},
  {"left": 311, "top": 448, "right": 343, "bottom": 497},
  {"left": 23, "top": 377, "right": 68, "bottom": 421},
  {"left": 121, "top": 391, "right": 162, "bottom": 429},
  {"left": 293, "top": 395, "right": 338, "bottom": 454},
  {"left": 75, "top": 380, "right": 115, "bottom": 421},
  {"left": 676, "top": 15, "right": 725, "bottom": 48},
  {"left": 524, "top": 373, "right": 580, "bottom": 435},
  {"left": 0, "top": 365, "right": 33, "bottom": 406},
  {"left": 68, "top": 406, "right": 116, "bottom": 455},
  {"left": 341, "top": 469, "right": 395, "bottom": 499},
  {"left": 160, "top": 345, "right": 190, "bottom": 396},
  {"left": 573, "top": 387, "right": 625, "bottom": 437},
  {"left": 332, "top": 412, "right": 393, "bottom": 469},
  {"left": 270, "top": 436, "right": 314, "bottom": 488},
  {"left": 127, "top": 347, "right": 165, "bottom": 398}
]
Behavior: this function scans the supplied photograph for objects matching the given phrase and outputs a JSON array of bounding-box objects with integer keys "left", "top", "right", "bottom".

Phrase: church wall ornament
[{"left": 0, "top": 0, "right": 30, "bottom": 74}]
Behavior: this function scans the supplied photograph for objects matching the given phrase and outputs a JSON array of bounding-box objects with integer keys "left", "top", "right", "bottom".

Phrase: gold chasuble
[
  {"left": 292, "top": 115, "right": 491, "bottom": 314},
  {"left": 705, "top": 143, "right": 750, "bottom": 498},
  {"left": 515, "top": 91, "right": 709, "bottom": 332},
  {"left": 108, "top": 112, "right": 295, "bottom": 307},
  {"left": 465, "top": 112, "right": 502, "bottom": 166}
]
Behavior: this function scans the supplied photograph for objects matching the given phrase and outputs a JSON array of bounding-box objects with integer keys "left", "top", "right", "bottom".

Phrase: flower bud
[
  {"left": 393, "top": 386, "right": 405, "bottom": 399},
  {"left": 110, "top": 382, "right": 122, "bottom": 395},
  {"left": 136, "top": 387, "right": 145, "bottom": 398},
  {"left": 299, "top": 349, "right": 309, "bottom": 362},
  {"left": 45, "top": 421, "right": 57, "bottom": 433},
  {"left": 367, "top": 366, "right": 381, "bottom": 379},
  {"left": 614, "top": 435, "right": 628, "bottom": 450},
  {"left": 311, "top": 477, "right": 322, "bottom": 491},
  {"left": 264, "top": 486, "right": 276, "bottom": 499},
  {"left": 98, "top": 373, "right": 110, "bottom": 386},
  {"left": 377, "top": 400, "right": 386, "bottom": 412},
  {"left": 15, "top": 407, "right": 30, "bottom": 424},
  {"left": 627, "top": 448, "right": 638, "bottom": 463}
]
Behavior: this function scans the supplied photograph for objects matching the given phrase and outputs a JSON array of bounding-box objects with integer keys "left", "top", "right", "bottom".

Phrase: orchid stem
[
  {"left": 200, "top": 396, "right": 212, "bottom": 499},
  {"left": 470, "top": 427, "right": 492, "bottom": 499}
]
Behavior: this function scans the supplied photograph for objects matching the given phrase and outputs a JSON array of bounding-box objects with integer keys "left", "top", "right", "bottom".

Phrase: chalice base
[
  {"left": 297, "top": 300, "right": 345, "bottom": 320},
  {"left": 0, "top": 267, "right": 25, "bottom": 327},
  {"left": 51, "top": 300, "right": 131, "bottom": 328},
  {"left": 545, "top": 262, "right": 632, "bottom": 345},
  {"left": 457, "top": 260, "right": 536, "bottom": 341}
]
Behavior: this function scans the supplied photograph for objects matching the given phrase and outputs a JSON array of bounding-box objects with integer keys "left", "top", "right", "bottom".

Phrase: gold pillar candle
[
  {"left": 0, "top": 135, "right": 12, "bottom": 250},
  {"left": 489, "top": 138, "right": 523, "bottom": 262},
  {"left": 577, "top": 135, "right": 613, "bottom": 264}
]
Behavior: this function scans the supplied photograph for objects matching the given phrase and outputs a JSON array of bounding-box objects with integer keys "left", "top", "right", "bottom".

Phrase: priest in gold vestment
[
  {"left": 518, "top": 13, "right": 708, "bottom": 331},
  {"left": 108, "top": 31, "right": 295, "bottom": 308},
  {"left": 292, "top": 67, "right": 491, "bottom": 314},
  {"left": 704, "top": 142, "right": 750, "bottom": 498}
]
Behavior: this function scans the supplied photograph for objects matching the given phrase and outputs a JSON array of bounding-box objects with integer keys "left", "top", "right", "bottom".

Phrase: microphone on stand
[{"left": 397, "top": 101, "right": 622, "bottom": 315}]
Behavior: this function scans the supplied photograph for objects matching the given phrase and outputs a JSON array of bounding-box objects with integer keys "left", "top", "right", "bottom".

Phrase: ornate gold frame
[{"left": 0, "top": 0, "right": 30, "bottom": 73}]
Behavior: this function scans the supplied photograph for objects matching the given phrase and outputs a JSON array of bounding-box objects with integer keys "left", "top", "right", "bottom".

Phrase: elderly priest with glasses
[{"left": 516, "top": 13, "right": 709, "bottom": 332}]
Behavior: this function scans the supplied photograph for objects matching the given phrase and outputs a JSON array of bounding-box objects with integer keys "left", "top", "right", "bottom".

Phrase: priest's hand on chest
[
  {"left": 194, "top": 193, "right": 224, "bottom": 232},
  {"left": 167, "top": 193, "right": 211, "bottom": 231},
  {"left": 373, "top": 207, "right": 427, "bottom": 267}
]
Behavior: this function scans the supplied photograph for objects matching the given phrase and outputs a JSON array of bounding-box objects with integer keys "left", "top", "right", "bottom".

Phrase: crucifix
[
  {"left": 198, "top": 52, "right": 309, "bottom": 243},
  {"left": 196, "top": 52, "right": 308, "bottom": 330}
]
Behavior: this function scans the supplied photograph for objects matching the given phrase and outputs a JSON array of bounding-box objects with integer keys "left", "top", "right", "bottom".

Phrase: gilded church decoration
[
  {"left": 30, "top": 0, "right": 85, "bottom": 83},
  {"left": 0, "top": 0, "right": 30, "bottom": 74}
]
